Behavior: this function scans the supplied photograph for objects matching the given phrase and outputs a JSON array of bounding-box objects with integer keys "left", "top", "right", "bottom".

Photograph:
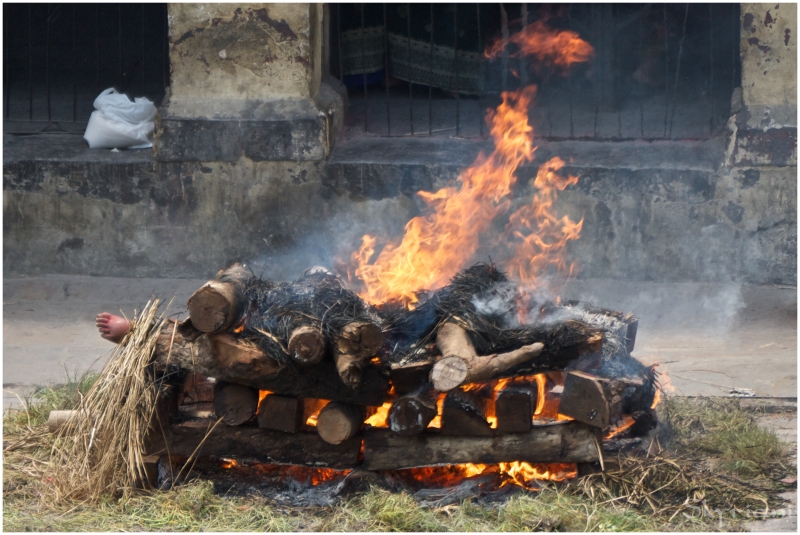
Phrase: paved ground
[{"left": 4, "top": 275, "right": 796, "bottom": 406}]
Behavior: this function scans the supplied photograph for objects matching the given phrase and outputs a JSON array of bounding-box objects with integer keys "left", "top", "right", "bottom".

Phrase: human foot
[{"left": 96, "top": 312, "right": 132, "bottom": 343}]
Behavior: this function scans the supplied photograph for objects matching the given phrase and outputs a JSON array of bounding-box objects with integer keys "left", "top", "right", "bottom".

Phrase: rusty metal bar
[
  {"left": 361, "top": 3, "right": 367, "bottom": 133},
  {"left": 428, "top": 3, "right": 433, "bottom": 136},
  {"left": 568, "top": 5, "right": 574, "bottom": 138},
  {"left": 668, "top": 3, "right": 689, "bottom": 139},
  {"left": 28, "top": 4, "right": 33, "bottom": 120},
  {"left": 96, "top": 5, "right": 100, "bottom": 94},
  {"left": 336, "top": 4, "right": 343, "bottom": 81},
  {"left": 708, "top": 3, "right": 714, "bottom": 136},
  {"left": 453, "top": 3, "right": 459, "bottom": 137},
  {"left": 662, "top": 4, "right": 669, "bottom": 138},
  {"left": 73, "top": 4, "right": 77, "bottom": 121},
  {"left": 141, "top": 4, "right": 146, "bottom": 97},
  {"left": 384, "top": 3, "right": 390, "bottom": 135},
  {"left": 476, "top": 3, "right": 483, "bottom": 137},
  {"left": 118, "top": 3, "right": 123, "bottom": 88},
  {"left": 46, "top": 3, "right": 51, "bottom": 121},
  {"left": 407, "top": 3, "right": 413, "bottom": 135},
  {"left": 639, "top": 5, "right": 645, "bottom": 138}
]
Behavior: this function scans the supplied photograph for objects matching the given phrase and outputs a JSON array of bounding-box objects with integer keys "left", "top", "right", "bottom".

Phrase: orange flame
[
  {"left": 504, "top": 157, "right": 583, "bottom": 287},
  {"left": 400, "top": 461, "right": 577, "bottom": 489},
  {"left": 486, "top": 19, "right": 595, "bottom": 69},
  {"left": 347, "top": 23, "right": 593, "bottom": 306}
]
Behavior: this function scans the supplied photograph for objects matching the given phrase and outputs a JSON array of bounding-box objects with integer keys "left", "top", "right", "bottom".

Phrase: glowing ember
[
  {"left": 398, "top": 461, "right": 576, "bottom": 489},
  {"left": 345, "top": 23, "right": 593, "bottom": 306},
  {"left": 304, "top": 399, "right": 328, "bottom": 427},
  {"left": 365, "top": 402, "right": 391, "bottom": 427},
  {"left": 604, "top": 415, "right": 637, "bottom": 440}
]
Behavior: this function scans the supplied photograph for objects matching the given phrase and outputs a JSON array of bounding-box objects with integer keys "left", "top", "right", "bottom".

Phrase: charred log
[
  {"left": 388, "top": 384, "right": 438, "bottom": 436},
  {"left": 257, "top": 395, "right": 304, "bottom": 433},
  {"left": 213, "top": 383, "right": 258, "bottom": 426},
  {"left": 147, "top": 418, "right": 361, "bottom": 469},
  {"left": 495, "top": 385, "right": 537, "bottom": 434},
  {"left": 440, "top": 390, "right": 493, "bottom": 436},
  {"left": 362, "top": 422, "right": 601, "bottom": 470}
]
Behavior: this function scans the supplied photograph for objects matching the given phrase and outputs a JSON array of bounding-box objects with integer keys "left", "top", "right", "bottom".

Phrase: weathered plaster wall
[
  {"left": 168, "top": 3, "right": 317, "bottom": 105},
  {"left": 740, "top": 3, "right": 796, "bottom": 127}
]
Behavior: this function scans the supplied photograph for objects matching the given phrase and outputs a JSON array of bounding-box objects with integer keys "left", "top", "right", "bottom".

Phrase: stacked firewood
[{"left": 143, "top": 263, "right": 656, "bottom": 470}]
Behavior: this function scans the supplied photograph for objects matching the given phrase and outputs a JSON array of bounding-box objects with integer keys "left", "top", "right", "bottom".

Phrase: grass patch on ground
[
  {"left": 660, "top": 397, "right": 788, "bottom": 479},
  {"left": 3, "top": 380, "right": 795, "bottom": 532}
]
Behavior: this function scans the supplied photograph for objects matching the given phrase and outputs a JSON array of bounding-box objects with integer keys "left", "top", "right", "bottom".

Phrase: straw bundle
[{"left": 46, "top": 299, "right": 172, "bottom": 502}]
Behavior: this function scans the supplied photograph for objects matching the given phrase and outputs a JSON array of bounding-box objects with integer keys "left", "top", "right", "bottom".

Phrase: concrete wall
[{"left": 2, "top": 3, "right": 796, "bottom": 285}]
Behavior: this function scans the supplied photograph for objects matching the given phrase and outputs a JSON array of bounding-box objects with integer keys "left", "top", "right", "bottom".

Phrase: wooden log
[
  {"left": 316, "top": 402, "right": 364, "bottom": 444},
  {"left": 288, "top": 325, "right": 325, "bottom": 365},
  {"left": 440, "top": 390, "right": 493, "bottom": 437},
  {"left": 388, "top": 385, "right": 438, "bottom": 436},
  {"left": 152, "top": 320, "right": 389, "bottom": 406},
  {"left": 257, "top": 395, "right": 303, "bottom": 433},
  {"left": 430, "top": 323, "right": 543, "bottom": 391},
  {"left": 495, "top": 386, "right": 536, "bottom": 434},
  {"left": 213, "top": 383, "right": 259, "bottom": 426},
  {"left": 208, "top": 333, "right": 283, "bottom": 378},
  {"left": 559, "top": 371, "right": 650, "bottom": 429},
  {"left": 187, "top": 263, "right": 253, "bottom": 333},
  {"left": 333, "top": 321, "right": 384, "bottom": 387},
  {"left": 180, "top": 373, "right": 215, "bottom": 405},
  {"left": 147, "top": 418, "right": 361, "bottom": 469},
  {"left": 559, "top": 371, "right": 610, "bottom": 428},
  {"left": 334, "top": 352, "right": 363, "bottom": 389},
  {"left": 48, "top": 410, "right": 76, "bottom": 433},
  {"left": 362, "top": 422, "right": 601, "bottom": 470},
  {"left": 334, "top": 321, "right": 383, "bottom": 359},
  {"left": 389, "top": 361, "right": 434, "bottom": 395}
]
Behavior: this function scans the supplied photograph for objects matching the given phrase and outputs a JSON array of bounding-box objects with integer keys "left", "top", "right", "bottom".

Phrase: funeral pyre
[{"left": 56, "top": 21, "right": 661, "bottom": 495}]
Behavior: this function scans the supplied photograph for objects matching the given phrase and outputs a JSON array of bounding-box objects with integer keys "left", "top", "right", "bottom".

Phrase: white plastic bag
[{"left": 83, "top": 88, "right": 157, "bottom": 149}]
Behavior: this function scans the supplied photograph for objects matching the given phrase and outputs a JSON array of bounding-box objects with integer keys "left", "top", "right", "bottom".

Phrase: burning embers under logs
[{"left": 130, "top": 262, "right": 660, "bottom": 491}]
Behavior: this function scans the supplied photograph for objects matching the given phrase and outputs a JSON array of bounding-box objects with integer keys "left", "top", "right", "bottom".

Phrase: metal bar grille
[
  {"left": 3, "top": 3, "right": 170, "bottom": 132},
  {"left": 332, "top": 3, "right": 740, "bottom": 141}
]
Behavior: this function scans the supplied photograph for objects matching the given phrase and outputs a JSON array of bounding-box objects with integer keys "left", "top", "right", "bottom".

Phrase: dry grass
[{"left": 4, "top": 376, "right": 795, "bottom": 532}]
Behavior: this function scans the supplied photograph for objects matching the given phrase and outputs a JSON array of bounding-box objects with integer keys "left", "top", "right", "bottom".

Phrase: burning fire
[
  {"left": 398, "top": 461, "right": 577, "bottom": 489},
  {"left": 346, "top": 23, "right": 593, "bottom": 307}
]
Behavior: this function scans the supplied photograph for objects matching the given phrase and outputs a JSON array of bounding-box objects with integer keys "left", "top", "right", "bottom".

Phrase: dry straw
[{"left": 45, "top": 299, "right": 172, "bottom": 502}]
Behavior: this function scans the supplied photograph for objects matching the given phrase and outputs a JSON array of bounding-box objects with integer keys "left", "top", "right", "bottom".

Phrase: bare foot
[{"left": 96, "top": 312, "right": 132, "bottom": 343}]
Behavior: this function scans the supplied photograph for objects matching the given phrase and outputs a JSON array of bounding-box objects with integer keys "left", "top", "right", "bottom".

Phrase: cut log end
[
  {"left": 213, "top": 384, "right": 258, "bottom": 426},
  {"left": 48, "top": 410, "right": 76, "bottom": 433},
  {"left": 317, "top": 402, "right": 364, "bottom": 444},
  {"left": 335, "top": 352, "right": 363, "bottom": 389},
  {"left": 430, "top": 356, "right": 469, "bottom": 392},
  {"left": 388, "top": 393, "right": 438, "bottom": 436},
  {"left": 188, "top": 283, "right": 239, "bottom": 333},
  {"left": 288, "top": 326, "right": 325, "bottom": 365}
]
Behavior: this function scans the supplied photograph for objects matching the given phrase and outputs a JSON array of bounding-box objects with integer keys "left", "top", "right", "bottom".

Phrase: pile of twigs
[{"left": 45, "top": 299, "right": 171, "bottom": 502}]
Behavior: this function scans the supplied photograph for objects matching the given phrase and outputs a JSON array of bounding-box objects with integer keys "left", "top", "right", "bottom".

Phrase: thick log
[
  {"left": 48, "top": 410, "right": 76, "bottom": 433},
  {"left": 257, "top": 395, "right": 303, "bottom": 433},
  {"left": 441, "top": 390, "right": 493, "bottom": 437},
  {"left": 388, "top": 385, "right": 438, "bottom": 436},
  {"left": 317, "top": 402, "right": 364, "bottom": 444},
  {"left": 152, "top": 320, "right": 389, "bottom": 406},
  {"left": 559, "top": 371, "right": 651, "bottom": 429},
  {"left": 147, "top": 418, "right": 361, "bottom": 469},
  {"left": 334, "top": 352, "right": 363, "bottom": 389},
  {"left": 334, "top": 321, "right": 383, "bottom": 359},
  {"left": 333, "top": 321, "right": 384, "bottom": 387},
  {"left": 389, "top": 361, "right": 434, "bottom": 395},
  {"left": 187, "top": 263, "right": 253, "bottom": 333},
  {"left": 430, "top": 323, "right": 543, "bottom": 391},
  {"left": 208, "top": 333, "right": 283, "bottom": 377},
  {"left": 495, "top": 386, "right": 536, "bottom": 434},
  {"left": 559, "top": 371, "right": 610, "bottom": 428},
  {"left": 213, "top": 383, "right": 258, "bottom": 426},
  {"left": 288, "top": 326, "right": 325, "bottom": 365},
  {"left": 362, "top": 421, "right": 601, "bottom": 470},
  {"left": 180, "top": 373, "right": 215, "bottom": 405}
]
